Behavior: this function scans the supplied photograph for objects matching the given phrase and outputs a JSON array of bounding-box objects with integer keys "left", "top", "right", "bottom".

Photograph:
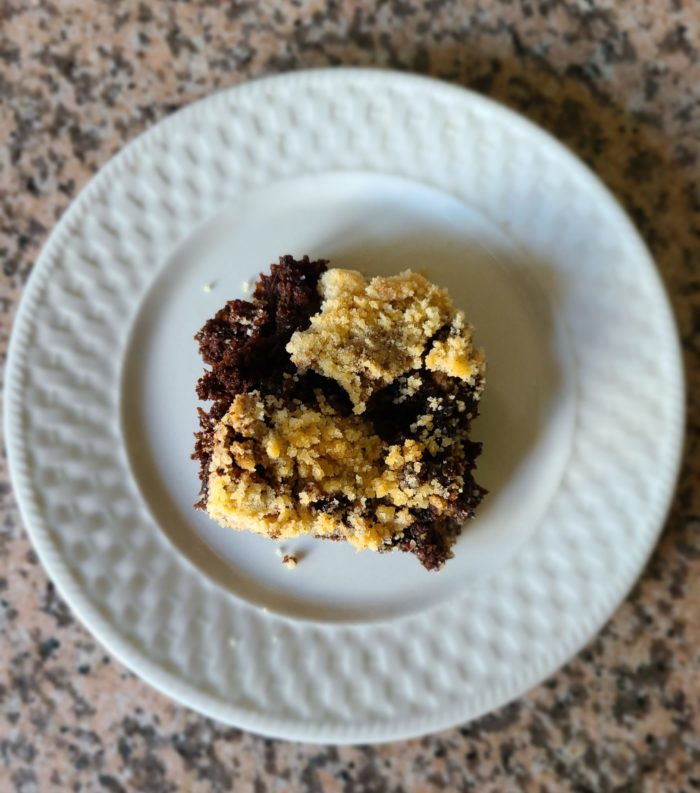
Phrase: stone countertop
[{"left": 1, "top": 1, "right": 699, "bottom": 791}]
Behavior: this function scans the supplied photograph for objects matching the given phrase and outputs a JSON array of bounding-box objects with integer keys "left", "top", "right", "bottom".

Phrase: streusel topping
[
  {"left": 287, "top": 269, "right": 484, "bottom": 413},
  {"left": 207, "top": 390, "right": 465, "bottom": 551}
]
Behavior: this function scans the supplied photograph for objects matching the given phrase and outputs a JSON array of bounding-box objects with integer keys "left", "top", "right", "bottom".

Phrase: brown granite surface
[{"left": 1, "top": 1, "right": 699, "bottom": 791}]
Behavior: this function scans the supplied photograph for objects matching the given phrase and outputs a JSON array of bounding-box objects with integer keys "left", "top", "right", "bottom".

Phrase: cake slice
[{"left": 193, "top": 256, "right": 486, "bottom": 570}]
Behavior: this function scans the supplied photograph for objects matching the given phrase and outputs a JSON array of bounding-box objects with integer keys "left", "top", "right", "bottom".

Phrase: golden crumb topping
[
  {"left": 425, "top": 311, "right": 486, "bottom": 381},
  {"left": 206, "top": 391, "right": 463, "bottom": 551},
  {"left": 286, "top": 269, "right": 484, "bottom": 413}
]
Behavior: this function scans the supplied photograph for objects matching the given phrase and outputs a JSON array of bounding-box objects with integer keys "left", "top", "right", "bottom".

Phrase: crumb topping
[
  {"left": 287, "top": 269, "right": 484, "bottom": 413},
  {"left": 206, "top": 390, "right": 467, "bottom": 551},
  {"left": 426, "top": 311, "right": 485, "bottom": 381}
]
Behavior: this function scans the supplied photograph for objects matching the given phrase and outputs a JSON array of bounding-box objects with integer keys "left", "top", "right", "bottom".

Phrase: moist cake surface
[{"left": 193, "top": 256, "right": 486, "bottom": 570}]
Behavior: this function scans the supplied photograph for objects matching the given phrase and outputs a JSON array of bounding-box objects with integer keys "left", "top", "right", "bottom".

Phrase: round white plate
[{"left": 5, "top": 69, "right": 684, "bottom": 743}]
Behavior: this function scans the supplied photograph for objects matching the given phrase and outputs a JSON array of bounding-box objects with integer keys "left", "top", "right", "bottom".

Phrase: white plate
[{"left": 5, "top": 69, "right": 684, "bottom": 743}]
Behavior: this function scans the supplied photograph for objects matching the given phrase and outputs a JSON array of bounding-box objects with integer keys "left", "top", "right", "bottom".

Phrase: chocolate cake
[{"left": 193, "top": 256, "right": 486, "bottom": 570}]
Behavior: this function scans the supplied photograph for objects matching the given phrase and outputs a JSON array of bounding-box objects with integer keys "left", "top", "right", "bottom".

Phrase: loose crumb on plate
[{"left": 282, "top": 554, "right": 298, "bottom": 569}]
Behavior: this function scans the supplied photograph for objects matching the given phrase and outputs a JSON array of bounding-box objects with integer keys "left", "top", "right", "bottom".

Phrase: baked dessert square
[{"left": 193, "top": 256, "right": 486, "bottom": 570}]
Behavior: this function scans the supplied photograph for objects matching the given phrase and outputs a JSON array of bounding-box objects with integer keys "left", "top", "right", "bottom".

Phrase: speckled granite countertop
[{"left": 1, "top": 1, "right": 699, "bottom": 791}]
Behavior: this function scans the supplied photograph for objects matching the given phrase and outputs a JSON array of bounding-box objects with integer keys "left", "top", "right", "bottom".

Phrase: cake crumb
[
  {"left": 274, "top": 546, "right": 285, "bottom": 558},
  {"left": 242, "top": 279, "right": 251, "bottom": 292},
  {"left": 282, "top": 554, "right": 298, "bottom": 569},
  {"left": 203, "top": 282, "right": 214, "bottom": 293}
]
